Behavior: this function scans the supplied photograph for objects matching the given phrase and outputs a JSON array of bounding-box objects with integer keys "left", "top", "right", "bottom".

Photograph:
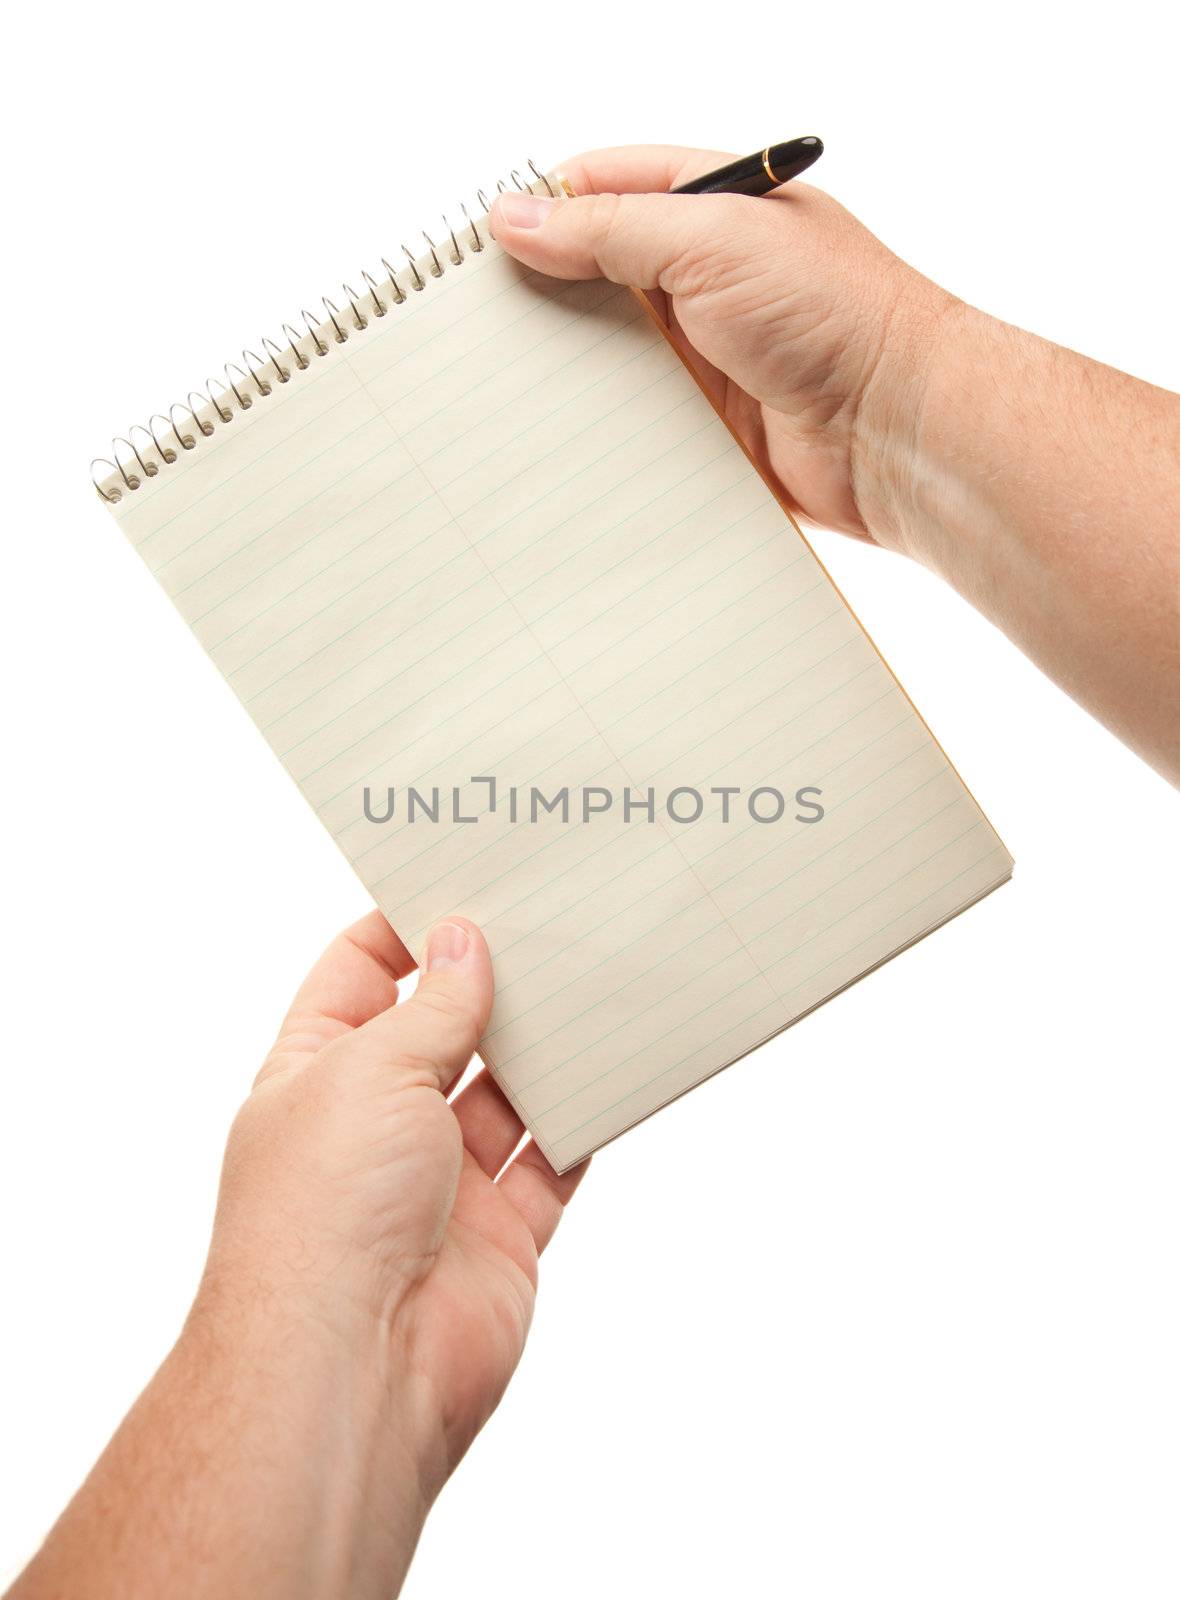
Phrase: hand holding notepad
[{"left": 92, "top": 161, "right": 1011, "bottom": 1172}]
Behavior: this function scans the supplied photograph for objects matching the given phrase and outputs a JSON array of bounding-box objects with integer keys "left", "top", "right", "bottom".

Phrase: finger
[
  {"left": 349, "top": 917, "right": 493, "bottom": 1096},
  {"left": 259, "top": 910, "right": 415, "bottom": 1080},
  {"left": 490, "top": 187, "right": 760, "bottom": 295},
  {"left": 282, "top": 910, "right": 415, "bottom": 1030},
  {"left": 543, "top": 147, "right": 735, "bottom": 327},
  {"left": 497, "top": 1140, "right": 590, "bottom": 1255},
  {"left": 450, "top": 1067, "right": 526, "bottom": 1178},
  {"left": 555, "top": 144, "right": 736, "bottom": 197}
]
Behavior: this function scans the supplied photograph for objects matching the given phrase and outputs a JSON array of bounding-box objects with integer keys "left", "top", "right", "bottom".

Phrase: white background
[{"left": 2, "top": 2, "right": 1177, "bottom": 1594}]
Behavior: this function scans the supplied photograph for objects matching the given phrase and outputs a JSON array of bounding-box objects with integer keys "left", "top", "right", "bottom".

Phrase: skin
[
  {"left": 496, "top": 146, "right": 1180, "bottom": 785},
  {"left": 8, "top": 144, "right": 1178, "bottom": 1600},
  {"left": 11, "top": 915, "right": 586, "bottom": 1600}
]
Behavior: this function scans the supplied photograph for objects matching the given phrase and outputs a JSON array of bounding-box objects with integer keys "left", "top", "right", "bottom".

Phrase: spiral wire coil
[{"left": 92, "top": 162, "right": 556, "bottom": 503}]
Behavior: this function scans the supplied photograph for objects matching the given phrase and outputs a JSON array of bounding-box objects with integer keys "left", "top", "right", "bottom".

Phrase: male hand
[
  {"left": 491, "top": 144, "right": 951, "bottom": 547},
  {"left": 11, "top": 911, "right": 586, "bottom": 1600},
  {"left": 207, "top": 911, "right": 587, "bottom": 1480},
  {"left": 491, "top": 146, "right": 1180, "bottom": 782}
]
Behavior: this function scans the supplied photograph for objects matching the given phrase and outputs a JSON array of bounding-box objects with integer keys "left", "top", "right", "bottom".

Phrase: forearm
[
  {"left": 858, "top": 299, "right": 1180, "bottom": 782},
  {"left": 9, "top": 1291, "right": 438, "bottom": 1600}
]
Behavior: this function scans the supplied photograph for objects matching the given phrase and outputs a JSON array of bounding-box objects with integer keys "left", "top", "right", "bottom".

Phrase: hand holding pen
[
  {"left": 491, "top": 144, "right": 1180, "bottom": 784},
  {"left": 670, "top": 135, "right": 823, "bottom": 194}
]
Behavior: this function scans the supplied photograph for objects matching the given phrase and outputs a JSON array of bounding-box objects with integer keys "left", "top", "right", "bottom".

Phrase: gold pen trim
[{"left": 761, "top": 147, "right": 781, "bottom": 185}]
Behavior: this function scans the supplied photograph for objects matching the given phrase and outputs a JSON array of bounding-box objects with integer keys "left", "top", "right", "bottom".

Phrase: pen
[{"left": 671, "top": 137, "right": 823, "bottom": 197}]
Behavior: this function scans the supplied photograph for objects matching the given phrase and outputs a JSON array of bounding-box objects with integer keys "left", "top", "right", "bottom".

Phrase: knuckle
[
  {"left": 665, "top": 198, "right": 757, "bottom": 297},
  {"left": 583, "top": 189, "right": 624, "bottom": 239},
  {"left": 577, "top": 191, "right": 628, "bottom": 272},
  {"left": 288, "top": 1044, "right": 356, "bottom": 1126},
  {"left": 385, "top": 1048, "right": 448, "bottom": 1091},
  {"left": 667, "top": 241, "right": 727, "bottom": 299},
  {"left": 412, "top": 983, "right": 481, "bottom": 1057}
]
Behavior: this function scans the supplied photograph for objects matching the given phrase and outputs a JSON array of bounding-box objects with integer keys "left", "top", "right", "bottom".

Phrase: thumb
[
  {"left": 490, "top": 189, "right": 758, "bottom": 295},
  {"left": 351, "top": 917, "right": 494, "bottom": 1094}
]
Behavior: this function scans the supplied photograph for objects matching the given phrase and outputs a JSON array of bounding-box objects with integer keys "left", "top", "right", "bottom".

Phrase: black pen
[{"left": 671, "top": 137, "right": 823, "bottom": 197}]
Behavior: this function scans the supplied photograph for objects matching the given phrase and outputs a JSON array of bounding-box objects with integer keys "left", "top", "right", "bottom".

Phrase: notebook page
[{"left": 100, "top": 214, "right": 1012, "bottom": 1172}]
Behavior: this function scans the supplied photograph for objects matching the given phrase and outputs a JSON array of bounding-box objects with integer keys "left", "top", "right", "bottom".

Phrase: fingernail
[
  {"left": 496, "top": 193, "right": 555, "bottom": 230},
  {"left": 426, "top": 921, "right": 469, "bottom": 970}
]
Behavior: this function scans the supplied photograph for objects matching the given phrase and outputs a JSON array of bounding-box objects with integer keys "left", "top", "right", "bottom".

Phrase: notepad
[{"left": 92, "top": 166, "right": 1012, "bottom": 1171}]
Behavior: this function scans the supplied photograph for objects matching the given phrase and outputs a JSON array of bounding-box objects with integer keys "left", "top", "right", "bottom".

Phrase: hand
[
  {"left": 10, "top": 912, "right": 586, "bottom": 1600},
  {"left": 491, "top": 147, "right": 1180, "bottom": 784},
  {"left": 490, "top": 144, "right": 951, "bottom": 547},
  {"left": 205, "top": 910, "right": 586, "bottom": 1481}
]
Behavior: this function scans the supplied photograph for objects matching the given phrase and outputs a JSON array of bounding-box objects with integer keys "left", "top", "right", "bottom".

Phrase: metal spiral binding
[{"left": 92, "top": 161, "right": 557, "bottom": 503}]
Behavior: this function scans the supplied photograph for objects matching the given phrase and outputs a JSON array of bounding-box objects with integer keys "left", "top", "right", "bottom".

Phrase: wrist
[
  {"left": 173, "top": 1281, "right": 445, "bottom": 1598},
  {"left": 848, "top": 274, "right": 968, "bottom": 562},
  {"left": 17, "top": 1283, "right": 444, "bottom": 1600}
]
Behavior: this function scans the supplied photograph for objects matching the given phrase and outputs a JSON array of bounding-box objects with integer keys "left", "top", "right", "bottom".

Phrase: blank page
[{"left": 96, "top": 180, "right": 1012, "bottom": 1171}]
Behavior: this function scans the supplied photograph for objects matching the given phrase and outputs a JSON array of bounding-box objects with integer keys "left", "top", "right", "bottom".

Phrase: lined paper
[{"left": 101, "top": 205, "right": 1011, "bottom": 1170}]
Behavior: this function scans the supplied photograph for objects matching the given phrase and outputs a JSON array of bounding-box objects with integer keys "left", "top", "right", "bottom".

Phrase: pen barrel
[
  {"left": 675, "top": 168, "right": 777, "bottom": 196},
  {"left": 672, "top": 139, "right": 823, "bottom": 197}
]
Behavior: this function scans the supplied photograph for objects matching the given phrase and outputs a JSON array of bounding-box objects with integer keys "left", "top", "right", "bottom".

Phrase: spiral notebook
[{"left": 92, "top": 164, "right": 1012, "bottom": 1172}]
